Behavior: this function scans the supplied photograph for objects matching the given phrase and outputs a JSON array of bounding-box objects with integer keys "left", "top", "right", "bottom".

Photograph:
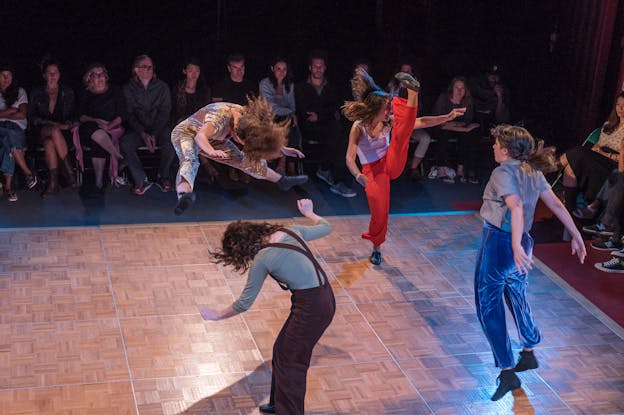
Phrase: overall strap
[{"left": 265, "top": 228, "right": 328, "bottom": 286}]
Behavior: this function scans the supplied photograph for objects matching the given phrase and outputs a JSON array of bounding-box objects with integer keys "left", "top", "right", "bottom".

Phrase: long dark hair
[
  {"left": 492, "top": 124, "right": 558, "bottom": 173},
  {"left": 447, "top": 76, "right": 471, "bottom": 107},
  {"left": 0, "top": 63, "right": 19, "bottom": 106},
  {"left": 268, "top": 56, "right": 293, "bottom": 94},
  {"left": 341, "top": 69, "right": 389, "bottom": 125},
  {"left": 211, "top": 221, "right": 283, "bottom": 272},
  {"left": 173, "top": 57, "right": 210, "bottom": 120},
  {"left": 602, "top": 91, "right": 624, "bottom": 134}
]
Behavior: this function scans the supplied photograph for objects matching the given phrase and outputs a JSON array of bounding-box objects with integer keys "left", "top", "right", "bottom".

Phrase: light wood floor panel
[
  {"left": 0, "top": 382, "right": 137, "bottom": 415},
  {"left": 0, "top": 270, "right": 115, "bottom": 324},
  {"left": 2, "top": 214, "right": 622, "bottom": 414},
  {"left": 0, "top": 229, "right": 105, "bottom": 272},
  {"left": 0, "top": 319, "right": 128, "bottom": 388}
]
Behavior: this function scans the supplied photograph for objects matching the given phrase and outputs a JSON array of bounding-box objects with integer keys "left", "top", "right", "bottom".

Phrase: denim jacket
[{"left": 28, "top": 84, "right": 76, "bottom": 126}]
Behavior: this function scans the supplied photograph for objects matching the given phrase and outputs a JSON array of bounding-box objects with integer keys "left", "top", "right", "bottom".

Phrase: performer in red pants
[{"left": 343, "top": 70, "right": 465, "bottom": 264}]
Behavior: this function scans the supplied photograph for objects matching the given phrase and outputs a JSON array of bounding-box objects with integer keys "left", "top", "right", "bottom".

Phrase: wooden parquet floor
[{"left": 0, "top": 214, "right": 622, "bottom": 415}]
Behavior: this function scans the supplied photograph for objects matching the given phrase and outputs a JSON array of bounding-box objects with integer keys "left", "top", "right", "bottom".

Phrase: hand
[
  {"left": 494, "top": 84, "right": 504, "bottom": 98},
  {"left": 570, "top": 235, "right": 586, "bottom": 264},
  {"left": 355, "top": 173, "right": 368, "bottom": 187},
  {"left": 512, "top": 244, "right": 534, "bottom": 275},
  {"left": 306, "top": 112, "right": 318, "bottom": 122},
  {"left": 205, "top": 149, "right": 228, "bottom": 159},
  {"left": 297, "top": 198, "right": 314, "bottom": 216},
  {"left": 281, "top": 146, "right": 305, "bottom": 158},
  {"left": 142, "top": 133, "right": 156, "bottom": 153},
  {"left": 95, "top": 118, "right": 108, "bottom": 130},
  {"left": 448, "top": 108, "right": 466, "bottom": 120},
  {"left": 200, "top": 307, "right": 220, "bottom": 321}
]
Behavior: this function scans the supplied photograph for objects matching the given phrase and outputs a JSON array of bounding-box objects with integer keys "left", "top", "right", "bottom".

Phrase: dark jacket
[
  {"left": 295, "top": 78, "right": 341, "bottom": 124},
  {"left": 122, "top": 77, "right": 171, "bottom": 135},
  {"left": 28, "top": 84, "right": 76, "bottom": 127}
]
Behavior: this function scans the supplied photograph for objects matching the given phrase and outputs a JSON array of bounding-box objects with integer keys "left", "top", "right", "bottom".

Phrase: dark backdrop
[{"left": 2, "top": 0, "right": 622, "bottom": 149}]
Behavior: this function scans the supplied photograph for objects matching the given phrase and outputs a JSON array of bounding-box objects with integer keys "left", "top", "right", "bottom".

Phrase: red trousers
[{"left": 361, "top": 97, "right": 418, "bottom": 247}]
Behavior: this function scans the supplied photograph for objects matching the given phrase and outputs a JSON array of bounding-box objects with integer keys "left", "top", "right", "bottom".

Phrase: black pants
[
  {"left": 269, "top": 283, "right": 336, "bottom": 415},
  {"left": 120, "top": 127, "right": 175, "bottom": 184},
  {"left": 601, "top": 171, "right": 624, "bottom": 238}
]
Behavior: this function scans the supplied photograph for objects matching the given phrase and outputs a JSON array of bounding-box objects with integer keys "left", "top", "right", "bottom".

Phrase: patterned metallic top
[{"left": 186, "top": 102, "right": 243, "bottom": 142}]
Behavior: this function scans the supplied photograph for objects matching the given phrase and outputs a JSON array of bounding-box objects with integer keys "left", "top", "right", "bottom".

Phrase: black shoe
[
  {"left": 259, "top": 403, "right": 276, "bottom": 413},
  {"left": 277, "top": 174, "right": 308, "bottom": 191},
  {"left": 514, "top": 350, "right": 538, "bottom": 372},
  {"left": 491, "top": 369, "right": 521, "bottom": 401},
  {"left": 174, "top": 192, "right": 196, "bottom": 215},
  {"left": 591, "top": 237, "right": 623, "bottom": 251},
  {"left": 582, "top": 223, "right": 614, "bottom": 237},
  {"left": 394, "top": 72, "right": 420, "bottom": 92},
  {"left": 370, "top": 250, "right": 382, "bottom": 265}
]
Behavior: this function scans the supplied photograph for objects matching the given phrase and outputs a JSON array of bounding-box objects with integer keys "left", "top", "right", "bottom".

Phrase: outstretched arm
[
  {"left": 200, "top": 305, "right": 241, "bottom": 321},
  {"left": 413, "top": 107, "right": 466, "bottom": 129},
  {"left": 539, "top": 188, "right": 586, "bottom": 263}
]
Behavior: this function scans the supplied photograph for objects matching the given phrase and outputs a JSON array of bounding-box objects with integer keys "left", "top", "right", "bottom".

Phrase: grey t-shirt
[{"left": 480, "top": 159, "right": 550, "bottom": 233}]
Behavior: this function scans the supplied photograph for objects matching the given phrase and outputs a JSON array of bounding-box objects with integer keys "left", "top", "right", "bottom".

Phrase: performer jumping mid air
[
  {"left": 171, "top": 96, "right": 307, "bottom": 215},
  {"left": 201, "top": 198, "right": 335, "bottom": 415},
  {"left": 343, "top": 69, "right": 466, "bottom": 264},
  {"left": 475, "top": 125, "right": 586, "bottom": 400}
]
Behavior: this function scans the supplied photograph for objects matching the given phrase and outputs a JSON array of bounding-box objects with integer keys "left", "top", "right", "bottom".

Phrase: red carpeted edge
[{"left": 534, "top": 241, "right": 624, "bottom": 327}]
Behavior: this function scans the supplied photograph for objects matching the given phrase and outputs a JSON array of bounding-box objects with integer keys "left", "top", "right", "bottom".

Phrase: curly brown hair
[
  {"left": 492, "top": 124, "right": 558, "bottom": 173},
  {"left": 236, "top": 96, "right": 289, "bottom": 160},
  {"left": 211, "top": 221, "right": 283, "bottom": 272},
  {"left": 341, "top": 69, "right": 389, "bottom": 124}
]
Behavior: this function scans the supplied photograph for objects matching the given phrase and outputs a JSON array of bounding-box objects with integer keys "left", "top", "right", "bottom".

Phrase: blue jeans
[
  {"left": 474, "top": 221, "right": 541, "bottom": 368},
  {"left": 0, "top": 121, "right": 26, "bottom": 175}
]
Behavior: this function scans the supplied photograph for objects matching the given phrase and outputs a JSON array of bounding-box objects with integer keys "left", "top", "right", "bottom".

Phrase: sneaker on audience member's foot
[
  {"left": 25, "top": 174, "right": 38, "bottom": 189},
  {"left": 427, "top": 166, "right": 438, "bottom": 179},
  {"left": 316, "top": 168, "right": 335, "bottom": 186},
  {"left": 594, "top": 257, "right": 624, "bottom": 273},
  {"left": 591, "top": 237, "right": 623, "bottom": 251},
  {"left": 491, "top": 370, "right": 521, "bottom": 401},
  {"left": 131, "top": 178, "right": 153, "bottom": 195},
  {"left": 514, "top": 350, "right": 538, "bottom": 372},
  {"left": 582, "top": 223, "right": 614, "bottom": 237},
  {"left": 330, "top": 182, "right": 356, "bottom": 197},
  {"left": 277, "top": 174, "right": 308, "bottom": 191},
  {"left": 6, "top": 189, "right": 17, "bottom": 202},
  {"left": 156, "top": 177, "right": 174, "bottom": 192},
  {"left": 611, "top": 248, "right": 624, "bottom": 259}
]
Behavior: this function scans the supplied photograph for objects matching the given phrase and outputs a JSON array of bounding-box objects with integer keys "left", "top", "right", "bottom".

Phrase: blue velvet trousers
[{"left": 474, "top": 221, "right": 542, "bottom": 368}]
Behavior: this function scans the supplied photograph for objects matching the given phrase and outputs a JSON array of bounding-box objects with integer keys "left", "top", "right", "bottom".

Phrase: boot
[
  {"left": 60, "top": 156, "right": 77, "bottom": 188},
  {"left": 42, "top": 168, "right": 60, "bottom": 197}
]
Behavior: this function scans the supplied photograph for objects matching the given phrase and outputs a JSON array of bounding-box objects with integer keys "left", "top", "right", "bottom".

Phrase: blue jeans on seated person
[
  {"left": 0, "top": 121, "right": 27, "bottom": 175},
  {"left": 474, "top": 221, "right": 541, "bottom": 368}
]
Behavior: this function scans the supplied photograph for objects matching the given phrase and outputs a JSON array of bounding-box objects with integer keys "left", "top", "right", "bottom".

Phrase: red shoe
[{"left": 131, "top": 179, "right": 153, "bottom": 195}]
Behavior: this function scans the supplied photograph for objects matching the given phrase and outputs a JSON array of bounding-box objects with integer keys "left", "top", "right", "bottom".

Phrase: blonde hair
[
  {"left": 236, "top": 96, "right": 289, "bottom": 160},
  {"left": 82, "top": 63, "right": 109, "bottom": 90}
]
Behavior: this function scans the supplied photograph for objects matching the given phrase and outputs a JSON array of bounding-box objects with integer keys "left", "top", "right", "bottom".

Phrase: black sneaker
[
  {"left": 259, "top": 403, "right": 276, "bottom": 413},
  {"left": 370, "top": 250, "right": 382, "bottom": 265},
  {"left": 330, "top": 182, "right": 356, "bottom": 197},
  {"left": 582, "top": 223, "right": 614, "bottom": 237},
  {"left": 591, "top": 238, "right": 623, "bottom": 251},
  {"left": 491, "top": 369, "right": 521, "bottom": 401},
  {"left": 612, "top": 248, "right": 624, "bottom": 259},
  {"left": 25, "top": 174, "right": 38, "bottom": 189},
  {"left": 277, "top": 174, "right": 308, "bottom": 191},
  {"left": 514, "top": 350, "right": 539, "bottom": 372},
  {"left": 174, "top": 192, "right": 196, "bottom": 215},
  {"left": 594, "top": 257, "right": 624, "bottom": 273}
]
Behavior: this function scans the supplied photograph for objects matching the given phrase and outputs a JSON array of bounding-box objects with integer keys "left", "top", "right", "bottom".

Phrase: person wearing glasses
[{"left": 121, "top": 54, "right": 175, "bottom": 195}]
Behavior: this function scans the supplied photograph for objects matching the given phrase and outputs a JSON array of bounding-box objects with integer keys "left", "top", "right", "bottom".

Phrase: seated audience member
[
  {"left": 259, "top": 56, "right": 302, "bottom": 175},
  {"left": 583, "top": 167, "right": 624, "bottom": 255},
  {"left": 77, "top": 63, "right": 125, "bottom": 192},
  {"left": 559, "top": 92, "right": 624, "bottom": 218},
  {"left": 0, "top": 63, "right": 38, "bottom": 201},
  {"left": 386, "top": 61, "right": 431, "bottom": 180},
  {"left": 171, "top": 57, "right": 211, "bottom": 125},
  {"left": 470, "top": 64, "right": 511, "bottom": 128},
  {"left": 28, "top": 58, "right": 77, "bottom": 196},
  {"left": 212, "top": 53, "right": 257, "bottom": 105},
  {"left": 121, "top": 54, "right": 175, "bottom": 194},
  {"left": 296, "top": 49, "right": 355, "bottom": 197},
  {"left": 431, "top": 76, "right": 480, "bottom": 184}
]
